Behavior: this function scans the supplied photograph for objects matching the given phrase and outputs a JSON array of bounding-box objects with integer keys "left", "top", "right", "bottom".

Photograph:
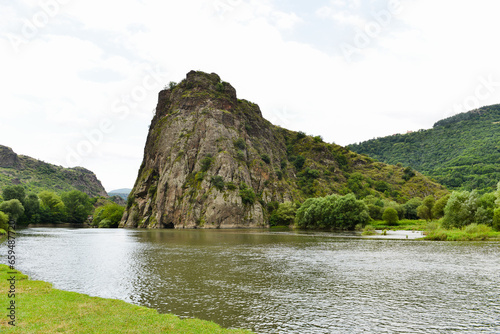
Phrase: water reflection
[{"left": 2, "top": 228, "right": 499, "bottom": 333}]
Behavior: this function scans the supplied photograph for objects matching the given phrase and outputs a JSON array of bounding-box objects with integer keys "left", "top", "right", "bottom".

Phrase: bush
[
  {"left": 226, "top": 182, "right": 237, "bottom": 191},
  {"left": 382, "top": 207, "right": 399, "bottom": 226},
  {"left": 294, "top": 155, "right": 306, "bottom": 170},
  {"left": 200, "top": 154, "right": 214, "bottom": 172},
  {"left": 295, "top": 194, "right": 369, "bottom": 230},
  {"left": 270, "top": 202, "right": 297, "bottom": 226},
  {"left": 493, "top": 208, "right": 500, "bottom": 231},
  {"left": 211, "top": 176, "right": 225, "bottom": 191},
  {"left": 235, "top": 150, "right": 245, "bottom": 161},
  {"left": 296, "top": 131, "right": 306, "bottom": 140},
  {"left": 93, "top": 203, "right": 125, "bottom": 228},
  {"left": 168, "top": 81, "right": 177, "bottom": 89},
  {"left": 362, "top": 225, "right": 376, "bottom": 235},
  {"left": 313, "top": 135, "right": 323, "bottom": 143},
  {"left": 239, "top": 183, "right": 256, "bottom": 205},
  {"left": 234, "top": 138, "right": 246, "bottom": 150},
  {"left": 261, "top": 154, "right": 271, "bottom": 164}
]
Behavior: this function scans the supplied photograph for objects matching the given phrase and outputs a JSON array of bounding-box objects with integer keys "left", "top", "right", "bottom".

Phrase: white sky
[{"left": 1, "top": 0, "right": 500, "bottom": 192}]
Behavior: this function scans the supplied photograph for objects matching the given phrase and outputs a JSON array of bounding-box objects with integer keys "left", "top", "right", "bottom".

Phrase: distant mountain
[
  {"left": 0, "top": 145, "right": 108, "bottom": 197},
  {"left": 108, "top": 188, "right": 131, "bottom": 200},
  {"left": 349, "top": 104, "right": 500, "bottom": 193}
]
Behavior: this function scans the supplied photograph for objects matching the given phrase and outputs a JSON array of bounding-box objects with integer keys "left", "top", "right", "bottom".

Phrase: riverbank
[{"left": 0, "top": 264, "right": 252, "bottom": 333}]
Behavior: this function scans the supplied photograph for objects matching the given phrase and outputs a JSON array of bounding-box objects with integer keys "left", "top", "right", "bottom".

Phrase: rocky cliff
[
  {"left": 0, "top": 145, "right": 108, "bottom": 197},
  {"left": 121, "top": 71, "right": 447, "bottom": 229}
]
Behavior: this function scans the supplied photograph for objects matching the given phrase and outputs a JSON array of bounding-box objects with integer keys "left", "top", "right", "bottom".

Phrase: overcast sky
[{"left": 1, "top": 0, "right": 500, "bottom": 192}]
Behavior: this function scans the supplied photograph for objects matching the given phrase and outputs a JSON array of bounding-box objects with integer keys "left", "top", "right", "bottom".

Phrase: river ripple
[{"left": 2, "top": 228, "right": 499, "bottom": 333}]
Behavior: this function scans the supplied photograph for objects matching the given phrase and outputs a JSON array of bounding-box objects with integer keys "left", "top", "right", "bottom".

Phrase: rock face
[
  {"left": 121, "top": 71, "right": 446, "bottom": 229},
  {"left": 0, "top": 145, "right": 108, "bottom": 197}
]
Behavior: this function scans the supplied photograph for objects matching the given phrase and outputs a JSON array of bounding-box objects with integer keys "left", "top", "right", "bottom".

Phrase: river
[{"left": 2, "top": 228, "right": 499, "bottom": 333}]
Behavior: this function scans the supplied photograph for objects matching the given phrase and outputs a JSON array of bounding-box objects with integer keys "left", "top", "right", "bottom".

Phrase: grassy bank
[
  {"left": 0, "top": 264, "right": 252, "bottom": 333},
  {"left": 369, "top": 219, "right": 428, "bottom": 231},
  {"left": 424, "top": 223, "right": 500, "bottom": 241}
]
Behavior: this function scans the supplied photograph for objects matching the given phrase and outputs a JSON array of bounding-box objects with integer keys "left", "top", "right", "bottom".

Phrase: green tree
[
  {"left": 239, "top": 183, "right": 256, "bottom": 205},
  {"left": 417, "top": 195, "right": 435, "bottom": 221},
  {"left": 270, "top": 202, "right": 297, "bottom": 226},
  {"left": 2, "top": 185, "right": 26, "bottom": 205},
  {"left": 38, "top": 191, "right": 66, "bottom": 223},
  {"left": 432, "top": 194, "right": 450, "bottom": 219},
  {"left": 93, "top": 202, "right": 125, "bottom": 228},
  {"left": 23, "top": 194, "right": 41, "bottom": 224},
  {"left": 61, "top": 190, "right": 93, "bottom": 224},
  {"left": 442, "top": 191, "right": 479, "bottom": 229},
  {"left": 493, "top": 208, "right": 500, "bottom": 231},
  {"left": 0, "top": 199, "right": 25, "bottom": 221},
  {"left": 382, "top": 207, "right": 399, "bottom": 226},
  {"left": 402, "top": 197, "right": 423, "bottom": 219},
  {"left": 0, "top": 211, "right": 10, "bottom": 231},
  {"left": 295, "top": 194, "right": 369, "bottom": 230}
]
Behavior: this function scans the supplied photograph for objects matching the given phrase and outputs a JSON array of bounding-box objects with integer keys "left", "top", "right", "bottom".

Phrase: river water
[{"left": 2, "top": 228, "right": 499, "bottom": 333}]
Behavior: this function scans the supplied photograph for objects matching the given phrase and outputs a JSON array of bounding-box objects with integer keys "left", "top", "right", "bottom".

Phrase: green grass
[
  {"left": 370, "top": 219, "right": 428, "bottom": 231},
  {"left": 424, "top": 223, "right": 500, "bottom": 241},
  {"left": 0, "top": 264, "right": 252, "bottom": 333}
]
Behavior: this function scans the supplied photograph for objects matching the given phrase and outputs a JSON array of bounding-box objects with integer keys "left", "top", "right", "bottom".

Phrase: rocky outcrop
[
  {"left": 0, "top": 145, "right": 108, "bottom": 197},
  {"left": 0, "top": 146, "right": 20, "bottom": 168},
  {"left": 121, "top": 71, "right": 447, "bottom": 229}
]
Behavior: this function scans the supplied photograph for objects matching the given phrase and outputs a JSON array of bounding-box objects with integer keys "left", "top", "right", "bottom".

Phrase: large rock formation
[
  {"left": 121, "top": 71, "right": 447, "bottom": 229},
  {"left": 0, "top": 145, "right": 108, "bottom": 197}
]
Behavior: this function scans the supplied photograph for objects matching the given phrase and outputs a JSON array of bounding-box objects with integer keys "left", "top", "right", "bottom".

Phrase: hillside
[
  {"left": 120, "top": 71, "right": 446, "bottom": 229},
  {"left": 109, "top": 188, "right": 131, "bottom": 200},
  {"left": 348, "top": 105, "right": 500, "bottom": 193},
  {"left": 0, "top": 145, "right": 108, "bottom": 197}
]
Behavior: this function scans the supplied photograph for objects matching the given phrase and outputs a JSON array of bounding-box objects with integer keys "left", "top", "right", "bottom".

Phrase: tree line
[
  {"left": 0, "top": 185, "right": 125, "bottom": 231},
  {"left": 268, "top": 181, "right": 500, "bottom": 231}
]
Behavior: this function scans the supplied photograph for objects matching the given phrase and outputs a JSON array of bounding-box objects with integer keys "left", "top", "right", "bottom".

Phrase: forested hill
[
  {"left": 348, "top": 104, "right": 500, "bottom": 193},
  {"left": 0, "top": 145, "right": 108, "bottom": 197}
]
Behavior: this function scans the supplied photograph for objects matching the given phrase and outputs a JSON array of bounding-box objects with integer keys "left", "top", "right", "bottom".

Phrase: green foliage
[
  {"left": 200, "top": 154, "right": 214, "bottom": 172},
  {"left": 23, "top": 193, "right": 41, "bottom": 224},
  {"left": 234, "top": 138, "right": 246, "bottom": 150},
  {"left": 374, "top": 180, "right": 390, "bottom": 193},
  {"left": 349, "top": 105, "right": 500, "bottom": 192},
  {"left": 0, "top": 199, "right": 25, "bottom": 221},
  {"left": 313, "top": 135, "right": 323, "bottom": 143},
  {"left": 362, "top": 224, "right": 377, "bottom": 235},
  {"left": 402, "top": 197, "right": 423, "bottom": 219},
  {"left": 93, "top": 202, "right": 125, "bottom": 228},
  {"left": 61, "top": 190, "right": 93, "bottom": 224},
  {"left": 2, "top": 185, "right": 26, "bottom": 205},
  {"left": 226, "top": 182, "right": 237, "bottom": 191},
  {"left": 211, "top": 176, "right": 225, "bottom": 191},
  {"left": 417, "top": 195, "right": 435, "bottom": 221},
  {"left": 38, "top": 191, "right": 66, "bottom": 223},
  {"left": 493, "top": 208, "right": 500, "bottom": 231},
  {"left": 261, "top": 154, "right": 271, "bottom": 164},
  {"left": 236, "top": 150, "right": 245, "bottom": 161},
  {"left": 293, "top": 155, "right": 306, "bottom": 170},
  {"left": 432, "top": 194, "right": 450, "bottom": 219},
  {"left": 0, "top": 211, "right": 9, "bottom": 231},
  {"left": 382, "top": 207, "right": 399, "bottom": 226},
  {"left": 239, "top": 183, "right": 256, "bottom": 205},
  {"left": 216, "top": 82, "right": 225, "bottom": 92},
  {"left": 402, "top": 167, "right": 416, "bottom": 181},
  {"left": 269, "top": 202, "right": 297, "bottom": 226},
  {"left": 296, "top": 131, "right": 306, "bottom": 140},
  {"left": 168, "top": 81, "right": 177, "bottom": 90},
  {"left": 367, "top": 204, "right": 382, "bottom": 220},
  {"left": 295, "top": 193, "right": 369, "bottom": 230},
  {"left": 442, "top": 191, "right": 480, "bottom": 229}
]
